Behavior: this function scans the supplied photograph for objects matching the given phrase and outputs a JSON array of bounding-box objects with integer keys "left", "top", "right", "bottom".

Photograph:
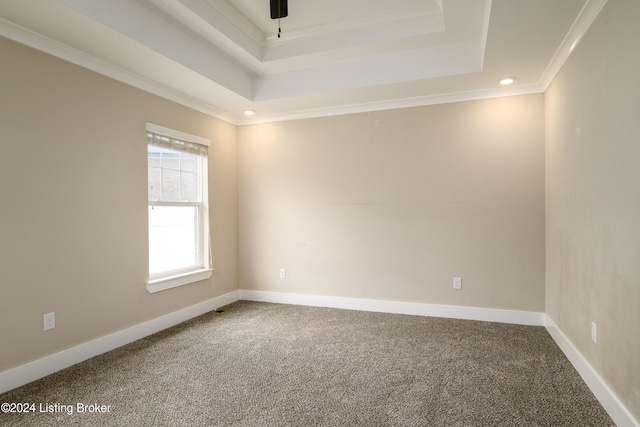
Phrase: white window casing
[{"left": 146, "top": 123, "right": 212, "bottom": 293}]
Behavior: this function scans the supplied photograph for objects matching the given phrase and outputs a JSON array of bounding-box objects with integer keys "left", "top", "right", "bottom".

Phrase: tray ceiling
[{"left": 0, "top": 0, "right": 608, "bottom": 124}]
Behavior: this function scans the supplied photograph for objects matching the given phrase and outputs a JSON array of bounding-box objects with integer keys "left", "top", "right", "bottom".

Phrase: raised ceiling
[{"left": 0, "top": 0, "right": 608, "bottom": 124}]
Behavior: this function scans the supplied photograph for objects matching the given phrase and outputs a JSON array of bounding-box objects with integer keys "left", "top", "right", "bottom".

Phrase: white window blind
[{"left": 147, "top": 135, "right": 204, "bottom": 204}]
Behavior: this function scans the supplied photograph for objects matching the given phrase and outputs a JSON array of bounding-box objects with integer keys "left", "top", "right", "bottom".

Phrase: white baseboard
[
  {"left": 0, "top": 290, "right": 240, "bottom": 395},
  {"left": 545, "top": 315, "right": 639, "bottom": 427},
  {"left": 239, "top": 289, "right": 545, "bottom": 326},
  {"left": 4, "top": 289, "right": 636, "bottom": 427}
]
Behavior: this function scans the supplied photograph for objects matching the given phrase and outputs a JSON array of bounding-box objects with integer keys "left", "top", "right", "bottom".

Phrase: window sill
[{"left": 147, "top": 268, "right": 213, "bottom": 293}]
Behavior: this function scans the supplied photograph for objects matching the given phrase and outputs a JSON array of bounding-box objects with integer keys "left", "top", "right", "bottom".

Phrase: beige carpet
[{"left": 0, "top": 301, "right": 614, "bottom": 426}]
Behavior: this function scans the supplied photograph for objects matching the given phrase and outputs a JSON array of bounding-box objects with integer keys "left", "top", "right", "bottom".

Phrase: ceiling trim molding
[
  {"left": 155, "top": 0, "right": 265, "bottom": 62},
  {"left": 478, "top": 0, "right": 493, "bottom": 69},
  {"left": 264, "top": 3, "right": 442, "bottom": 46},
  {"left": 538, "top": 0, "right": 609, "bottom": 90},
  {"left": 263, "top": 13, "right": 445, "bottom": 62},
  {"left": 59, "top": 0, "right": 255, "bottom": 100},
  {"left": 1, "top": 0, "right": 609, "bottom": 127},
  {"left": 255, "top": 40, "right": 482, "bottom": 101},
  {"left": 200, "top": 0, "right": 266, "bottom": 47},
  {"left": 0, "top": 17, "right": 239, "bottom": 124},
  {"left": 240, "top": 84, "right": 545, "bottom": 125}
]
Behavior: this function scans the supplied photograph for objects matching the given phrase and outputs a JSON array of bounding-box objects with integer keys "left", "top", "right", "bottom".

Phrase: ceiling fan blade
[{"left": 270, "top": 0, "right": 288, "bottom": 19}]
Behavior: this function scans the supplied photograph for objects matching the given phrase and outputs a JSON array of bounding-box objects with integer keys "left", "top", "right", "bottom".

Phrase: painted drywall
[
  {"left": 239, "top": 95, "right": 545, "bottom": 312},
  {"left": 0, "top": 37, "right": 238, "bottom": 372},
  {"left": 545, "top": 0, "right": 640, "bottom": 420}
]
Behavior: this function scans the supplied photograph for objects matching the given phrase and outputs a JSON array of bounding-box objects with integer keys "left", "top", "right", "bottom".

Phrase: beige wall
[
  {"left": 1, "top": 2, "right": 637, "bottom": 418},
  {"left": 0, "top": 37, "right": 238, "bottom": 372},
  {"left": 239, "top": 95, "right": 545, "bottom": 312},
  {"left": 545, "top": 0, "right": 640, "bottom": 420}
]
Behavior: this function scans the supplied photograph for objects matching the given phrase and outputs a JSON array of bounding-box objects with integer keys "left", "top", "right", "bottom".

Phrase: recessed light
[
  {"left": 244, "top": 109, "right": 255, "bottom": 116},
  {"left": 499, "top": 77, "right": 515, "bottom": 86}
]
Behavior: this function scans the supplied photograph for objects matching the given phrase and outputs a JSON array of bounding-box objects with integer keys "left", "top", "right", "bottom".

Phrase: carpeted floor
[{"left": 0, "top": 301, "right": 614, "bottom": 426}]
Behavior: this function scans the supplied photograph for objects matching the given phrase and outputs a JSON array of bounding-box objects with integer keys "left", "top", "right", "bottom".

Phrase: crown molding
[
  {"left": 240, "top": 83, "right": 545, "bottom": 125},
  {"left": 264, "top": 2, "right": 443, "bottom": 46},
  {"left": 1, "top": 0, "right": 610, "bottom": 127},
  {"left": 202, "top": 0, "right": 266, "bottom": 47},
  {"left": 538, "top": 0, "right": 609, "bottom": 90},
  {"left": 0, "top": 17, "right": 240, "bottom": 124}
]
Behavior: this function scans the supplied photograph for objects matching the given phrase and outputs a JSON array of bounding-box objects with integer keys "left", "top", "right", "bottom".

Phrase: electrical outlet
[
  {"left": 44, "top": 312, "right": 55, "bottom": 331},
  {"left": 453, "top": 277, "right": 462, "bottom": 290},
  {"left": 591, "top": 321, "right": 597, "bottom": 343},
  {"left": 279, "top": 268, "right": 286, "bottom": 279}
]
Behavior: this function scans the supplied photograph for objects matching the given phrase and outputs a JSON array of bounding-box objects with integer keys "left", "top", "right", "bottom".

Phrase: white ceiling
[{"left": 0, "top": 0, "right": 608, "bottom": 124}]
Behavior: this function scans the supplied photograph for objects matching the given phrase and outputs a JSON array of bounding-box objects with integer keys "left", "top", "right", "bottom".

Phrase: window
[{"left": 146, "top": 123, "right": 212, "bottom": 293}]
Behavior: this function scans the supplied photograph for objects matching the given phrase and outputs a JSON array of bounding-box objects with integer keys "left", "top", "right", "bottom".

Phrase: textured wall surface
[
  {"left": 545, "top": 0, "right": 640, "bottom": 420},
  {"left": 0, "top": 37, "right": 239, "bottom": 371},
  {"left": 239, "top": 95, "right": 545, "bottom": 312}
]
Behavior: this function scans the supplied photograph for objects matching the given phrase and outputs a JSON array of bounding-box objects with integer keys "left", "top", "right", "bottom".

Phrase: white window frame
[{"left": 146, "top": 122, "right": 212, "bottom": 293}]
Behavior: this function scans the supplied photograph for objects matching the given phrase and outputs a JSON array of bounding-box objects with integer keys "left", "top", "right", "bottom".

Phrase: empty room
[{"left": 0, "top": 0, "right": 638, "bottom": 425}]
